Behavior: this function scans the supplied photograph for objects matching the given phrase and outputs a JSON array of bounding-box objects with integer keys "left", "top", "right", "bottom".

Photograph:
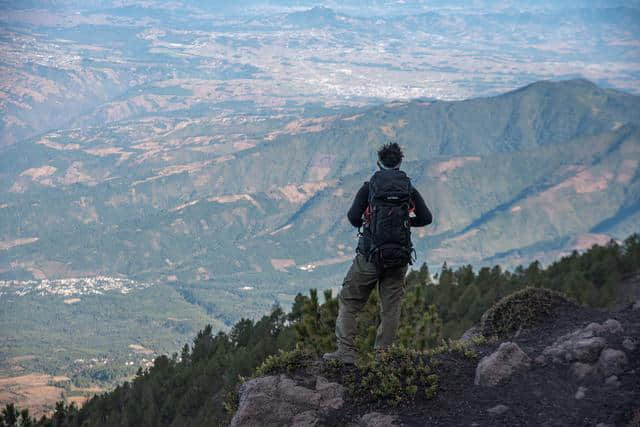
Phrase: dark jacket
[{"left": 348, "top": 177, "right": 432, "bottom": 255}]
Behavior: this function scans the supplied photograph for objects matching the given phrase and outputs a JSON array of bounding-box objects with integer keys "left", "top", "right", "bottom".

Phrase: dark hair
[{"left": 377, "top": 142, "right": 404, "bottom": 168}]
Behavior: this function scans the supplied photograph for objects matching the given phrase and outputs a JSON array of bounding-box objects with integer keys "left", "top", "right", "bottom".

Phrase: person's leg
[
  {"left": 325, "top": 254, "right": 378, "bottom": 363},
  {"left": 374, "top": 264, "right": 408, "bottom": 350}
]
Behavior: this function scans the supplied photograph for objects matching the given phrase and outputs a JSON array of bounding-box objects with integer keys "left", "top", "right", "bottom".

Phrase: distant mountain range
[
  {"left": 2, "top": 79, "right": 639, "bottom": 295},
  {"left": 2, "top": 2, "right": 639, "bottom": 146}
]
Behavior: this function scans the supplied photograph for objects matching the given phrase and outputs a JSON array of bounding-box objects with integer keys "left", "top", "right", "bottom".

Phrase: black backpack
[{"left": 366, "top": 169, "right": 414, "bottom": 270}]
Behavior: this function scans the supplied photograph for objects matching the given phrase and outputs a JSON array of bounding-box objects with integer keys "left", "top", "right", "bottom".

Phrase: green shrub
[
  {"left": 253, "top": 345, "right": 313, "bottom": 377},
  {"left": 480, "top": 287, "right": 571, "bottom": 337},
  {"left": 346, "top": 346, "right": 438, "bottom": 407},
  {"left": 430, "top": 339, "right": 479, "bottom": 359}
]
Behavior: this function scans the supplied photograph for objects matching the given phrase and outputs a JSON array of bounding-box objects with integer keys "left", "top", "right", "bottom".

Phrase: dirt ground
[
  {"left": 317, "top": 302, "right": 640, "bottom": 426},
  {"left": 0, "top": 373, "right": 69, "bottom": 418}
]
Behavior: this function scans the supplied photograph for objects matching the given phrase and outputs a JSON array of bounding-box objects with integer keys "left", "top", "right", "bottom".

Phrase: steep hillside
[
  {"left": 3, "top": 80, "right": 638, "bottom": 283},
  {"left": 10, "top": 237, "right": 640, "bottom": 426}
]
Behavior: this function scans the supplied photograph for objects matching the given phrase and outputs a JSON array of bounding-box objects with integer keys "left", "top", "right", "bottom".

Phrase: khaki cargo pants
[{"left": 336, "top": 253, "right": 408, "bottom": 352}]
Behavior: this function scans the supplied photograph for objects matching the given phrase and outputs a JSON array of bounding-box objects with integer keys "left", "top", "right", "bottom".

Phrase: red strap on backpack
[{"left": 364, "top": 206, "right": 372, "bottom": 225}]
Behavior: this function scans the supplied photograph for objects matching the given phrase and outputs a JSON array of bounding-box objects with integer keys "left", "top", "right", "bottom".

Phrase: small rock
[
  {"left": 534, "top": 355, "right": 546, "bottom": 365},
  {"left": 604, "top": 375, "right": 620, "bottom": 387},
  {"left": 460, "top": 326, "right": 481, "bottom": 344},
  {"left": 633, "top": 300, "right": 640, "bottom": 310},
  {"left": 360, "top": 412, "right": 400, "bottom": 427},
  {"left": 598, "top": 348, "right": 628, "bottom": 377},
  {"left": 596, "top": 423, "right": 613, "bottom": 427},
  {"left": 475, "top": 342, "right": 531, "bottom": 387},
  {"left": 574, "top": 386, "right": 587, "bottom": 400},
  {"left": 487, "top": 404, "right": 509, "bottom": 415},
  {"left": 602, "top": 319, "right": 623, "bottom": 334},
  {"left": 584, "top": 322, "right": 605, "bottom": 336},
  {"left": 541, "top": 346, "right": 567, "bottom": 363},
  {"left": 571, "top": 362, "right": 596, "bottom": 380},
  {"left": 622, "top": 337, "right": 637, "bottom": 352},
  {"left": 571, "top": 337, "right": 607, "bottom": 362}
]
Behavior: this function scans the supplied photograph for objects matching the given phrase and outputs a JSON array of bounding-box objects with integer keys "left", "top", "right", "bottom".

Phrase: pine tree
[{"left": 1, "top": 404, "right": 19, "bottom": 427}]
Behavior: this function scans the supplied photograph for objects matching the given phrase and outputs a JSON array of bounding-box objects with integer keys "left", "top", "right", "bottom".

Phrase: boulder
[
  {"left": 360, "top": 412, "right": 401, "bottom": 427},
  {"left": 292, "top": 411, "right": 320, "bottom": 427},
  {"left": 313, "top": 376, "right": 345, "bottom": 409},
  {"left": 602, "top": 319, "right": 623, "bottom": 334},
  {"left": 474, "top": 342, "right": 531, "bottom": 386},
  {"left": 541, "top": 322, "right": 609, "bottom": 364},
  {"left": 571, "top": 362, "right": 596, "bottom": 380},
  {"left": 598, "top": 349, "right": 628, "bottom": 377},
  {"left": 571, "top": 337, "right": 608, "bottom": 362},
  {"left": 584, "top": 322, "right": 605, "bottom": 336},
  {"left": 231, "top": 375, "right": 345, "bottom": 427},
  {"left": 574, "top": 386, "right": 587, "bottom": 400},
  {"left": 604, "top": 375, "right": 620, "bottom": 387}
]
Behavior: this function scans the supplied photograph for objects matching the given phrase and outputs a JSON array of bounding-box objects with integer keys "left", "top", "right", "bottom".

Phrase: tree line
[{"left": 3, "top": 234, "right": 639, "bottom": 427}]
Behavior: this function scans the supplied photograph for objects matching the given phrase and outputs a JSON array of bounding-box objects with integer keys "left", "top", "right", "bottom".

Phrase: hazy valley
[{"left": 1, "top": 0, "right": 639, "bottom": 416}]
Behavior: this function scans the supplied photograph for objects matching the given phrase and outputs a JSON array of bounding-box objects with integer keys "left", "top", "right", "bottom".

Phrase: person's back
[{"left": 324, "top": 142, "right": 432, "bottom": 364}]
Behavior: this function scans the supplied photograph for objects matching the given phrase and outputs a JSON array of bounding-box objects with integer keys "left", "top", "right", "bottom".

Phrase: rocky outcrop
[
  {"left": 538, "top": 319, "right": 631, "bottom": 384},
  {"left": 474, "top": 342, "right": 531, "bottom": 386},
  {"left": 231, "top": 375, "right": 344, "bottom": 427},
  {"left": 231, "top": 305, "right": 638, "bottom": 427}
]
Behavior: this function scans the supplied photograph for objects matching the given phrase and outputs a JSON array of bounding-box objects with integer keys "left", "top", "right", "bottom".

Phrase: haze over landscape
[{"left": 0, "top": 0, "right": 639, "bottom": 417}]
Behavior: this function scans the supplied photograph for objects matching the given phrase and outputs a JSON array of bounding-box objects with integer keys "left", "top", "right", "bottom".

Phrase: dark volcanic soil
[{"left": 320, "top": 303, "right": 640, "bottom": 427}]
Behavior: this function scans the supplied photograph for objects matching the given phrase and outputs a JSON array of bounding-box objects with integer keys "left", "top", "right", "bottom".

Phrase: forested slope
[{"left": 4, "top": 234, "right": 639, "bottom": 426}]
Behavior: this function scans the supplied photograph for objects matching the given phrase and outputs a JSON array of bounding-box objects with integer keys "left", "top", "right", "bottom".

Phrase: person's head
[{"left": 377, "top": 142, "right": 404, "bottom": 170}]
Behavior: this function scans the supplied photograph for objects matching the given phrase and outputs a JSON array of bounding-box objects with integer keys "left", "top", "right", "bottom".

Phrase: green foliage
[
  {"left": 429, "top": 338, "right": 479, "bottom": 360},
  {"left": 480, "top": 287, "right": 570, "bottom": 337},
  {"left": 254, "top": 345, "right": 313, "bottom": 377},
  {"left": 0, "top": 404, "right": 36, "bottom": 427},
  {"left": 398, "top": 284, "right": 443, "bottom": 350},
  {"left": 294, "top": 289, "right": 339, "bottom": 355},
  {"left": 346, "top": 346, "right": 438, "bottom": 407}
]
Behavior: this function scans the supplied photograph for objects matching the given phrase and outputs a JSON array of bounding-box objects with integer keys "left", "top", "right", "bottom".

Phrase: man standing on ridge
[{"left": 323, "top": 142, "right": 432, "bottom": 364}]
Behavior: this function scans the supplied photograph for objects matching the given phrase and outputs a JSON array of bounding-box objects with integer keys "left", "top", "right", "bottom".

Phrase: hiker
[{"left": 323, "top": 142, "right": 432, "bottom": 364}]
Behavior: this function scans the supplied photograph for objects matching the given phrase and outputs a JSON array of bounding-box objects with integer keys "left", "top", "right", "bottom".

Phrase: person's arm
[
  {"left": 347, "top": 182, "right": 369, "bottom": 228},
  {"left": 410, "top": 187, "right": 432, "bottom": 227}
]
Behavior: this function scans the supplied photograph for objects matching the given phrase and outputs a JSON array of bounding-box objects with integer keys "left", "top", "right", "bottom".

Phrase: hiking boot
[{"left": 322, "top": 349, "right": 356, "bottom": 365}]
